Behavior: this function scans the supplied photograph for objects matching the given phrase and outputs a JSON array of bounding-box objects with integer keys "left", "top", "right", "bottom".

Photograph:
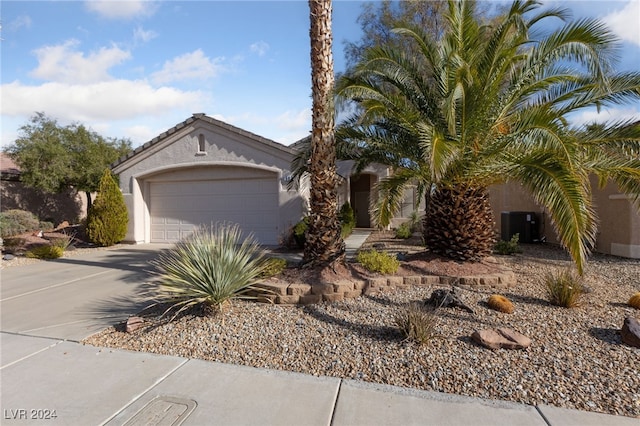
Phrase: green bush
[
  {"left": 151, "top": 223, "right": 267, "bottom": 317},
  {"left": 0, "top": 210, "right": 40, "bottom": 238},
  {"left": 86, "top": 169, "right": 128, "bottom": 247},
  {"left": 494, "top": 233, "right": 521, "bottom": 255},
  {"left": 357, "top": 249, "right": 400, "bottom": 274},
  {"left": 25, "top": 245, "right": 64, "bottom": 259},
  {"left": 293, "top": 216, "right": 309, "bottom": 248},
  {"left": 259, "top": 257, "right": 287, "bottom": 278},
  {"left": 544, "top": 269, "right": 584, "bottom": 308},
  {"left": 339, "top": 202, "right": 356, "bottom": 238},
  {"left": 395, "top": 302, "right": 440, "bottom": 345},
  {"left": 395, "top": 222, "right": 412, "bottom": 239},
  {"left": 408, "top": 211, "right": 423, "bottom": 233},
  {"left": 39, "top": 221, "right": 54, "bottom": 231}
]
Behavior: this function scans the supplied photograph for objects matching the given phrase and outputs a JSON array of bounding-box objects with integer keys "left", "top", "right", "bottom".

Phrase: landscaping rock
[
  {"left": 425, "top": 288, "right": 474, "bottom": 313},
  {"left": 621, "top": 316, "right": 640, "bottom": 348},
  {"left": 2, "top": 254, "right": 15, "bottom": 261},
  {"left": 125, "top": 316, "right": 145, "bottom": 333},
  {"left": 472, "top": 327, "right": 531, "bottom": 350}
]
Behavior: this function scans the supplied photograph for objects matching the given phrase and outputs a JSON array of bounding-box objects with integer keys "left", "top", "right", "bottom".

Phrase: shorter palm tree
[{"left": 334, "top": 0, "right": 640, "bottom": 273}]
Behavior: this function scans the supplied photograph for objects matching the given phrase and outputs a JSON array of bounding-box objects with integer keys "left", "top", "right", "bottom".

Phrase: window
[{"left": 197, "top": 134, "right": 206, "bottom": 154}]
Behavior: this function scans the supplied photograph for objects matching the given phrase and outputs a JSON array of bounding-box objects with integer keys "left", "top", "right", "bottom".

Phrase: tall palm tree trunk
[
  {"left": 304, "top": 0, "right": 344, "bottom": 265},
  {"left": 423, "top": 185, "right": 496, "bottom": 261}
]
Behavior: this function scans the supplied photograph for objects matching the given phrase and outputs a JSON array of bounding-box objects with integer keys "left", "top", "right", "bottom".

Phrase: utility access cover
[{"left": 123, "top": 396, "right": 196, "bottom": 426}]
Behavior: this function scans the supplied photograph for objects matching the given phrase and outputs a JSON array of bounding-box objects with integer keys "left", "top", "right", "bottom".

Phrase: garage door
[{"left": 149, "top": 177, "right": 279, "bottom": 245}]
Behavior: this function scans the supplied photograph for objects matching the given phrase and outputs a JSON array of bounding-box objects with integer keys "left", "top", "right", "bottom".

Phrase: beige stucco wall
[{"left": 489, "top": 180, "right": 640, "bottom": 258}]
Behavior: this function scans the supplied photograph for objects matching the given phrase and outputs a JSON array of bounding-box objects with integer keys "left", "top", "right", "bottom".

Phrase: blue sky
[{"left": 1, "top": 1, "right": 639, "bottom": 149}]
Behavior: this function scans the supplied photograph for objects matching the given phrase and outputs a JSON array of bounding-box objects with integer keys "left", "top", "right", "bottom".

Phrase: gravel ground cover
[{"left": 83, "top": 239, "right": 640, "bottom": 418}]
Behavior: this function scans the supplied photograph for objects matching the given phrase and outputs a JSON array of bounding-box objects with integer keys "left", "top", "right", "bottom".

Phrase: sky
[{"left": 1, "top": 0, "right": 639, "bottom": 150}]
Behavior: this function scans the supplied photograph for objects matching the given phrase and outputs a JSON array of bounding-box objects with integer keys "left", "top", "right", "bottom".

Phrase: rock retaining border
[{"left": 253, "top": 269, "right": 516, "bottom": 305}]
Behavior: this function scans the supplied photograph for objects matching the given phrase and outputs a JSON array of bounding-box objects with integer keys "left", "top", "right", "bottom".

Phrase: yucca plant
[
  {"left": 544, "top": 269, "right": 584, "bottom": 308},
  {"left": 151, "top": 223, "right": 267, "bottom": 318}
]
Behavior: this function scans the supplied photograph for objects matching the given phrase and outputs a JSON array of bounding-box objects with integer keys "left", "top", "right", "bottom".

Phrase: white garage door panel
[{"left": 149, "top": 177, "right": 279, "bottom": 244}]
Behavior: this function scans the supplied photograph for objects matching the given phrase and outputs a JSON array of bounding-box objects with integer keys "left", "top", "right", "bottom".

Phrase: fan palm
[{"left": 335, "top": 0, "right": 640, "bottom": 273}]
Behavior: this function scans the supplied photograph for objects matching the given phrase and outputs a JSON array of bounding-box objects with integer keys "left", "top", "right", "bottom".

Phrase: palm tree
[
  {"left": 335, "top": 0, "right": 640, "bottom": 273},
  {"left": 304, "top": 0, "right": 344, "bottom": 265}
]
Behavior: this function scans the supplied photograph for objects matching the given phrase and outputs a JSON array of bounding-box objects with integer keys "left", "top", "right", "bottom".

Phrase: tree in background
[
  {"left": 304, "top": 0, "right": 345, "bottom": 266},
  {"left": 5, "top": 112, "right": 132, "bottom": 210},
  {"left": 336, "top": 0, "right": 640, "bottom": 274},
  {"left": 86, "top": 169, "right": 128, "bottom": 247}
]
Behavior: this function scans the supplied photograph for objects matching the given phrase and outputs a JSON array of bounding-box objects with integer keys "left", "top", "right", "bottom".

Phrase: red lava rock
[{"left": 472, "top": 327, "right": 531, "bottom": 350}]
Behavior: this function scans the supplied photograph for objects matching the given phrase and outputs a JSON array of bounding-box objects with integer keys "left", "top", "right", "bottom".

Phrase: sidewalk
[{"left": 3, "top": 333, "right": 637, "bottom": 426}]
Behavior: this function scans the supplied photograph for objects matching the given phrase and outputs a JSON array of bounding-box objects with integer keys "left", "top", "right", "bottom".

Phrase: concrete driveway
[{"left": 0, "top": 244, "right": 169, "bottom": 341}]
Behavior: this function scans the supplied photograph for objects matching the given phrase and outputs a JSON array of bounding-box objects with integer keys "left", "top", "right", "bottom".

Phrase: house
[
  {"left": 0, "top": 152, "right": 86, "bottom": 225},
  {"left": 112, "top": 114, "right": 422, "bottom": 246},
  {"left": 113, "top": 113, "right": 638, "bottom": 260}
]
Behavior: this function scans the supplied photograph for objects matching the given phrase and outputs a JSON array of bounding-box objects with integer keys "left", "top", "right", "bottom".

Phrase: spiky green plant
[
  {"left": 394, "top": 302, "right": 440, "bottom": 345},
  {"left": 151, "top": 223, "right": 267, "bottom": 317},
  {"left": 544, "top": 269, "right": 584, "bottom": 308}
]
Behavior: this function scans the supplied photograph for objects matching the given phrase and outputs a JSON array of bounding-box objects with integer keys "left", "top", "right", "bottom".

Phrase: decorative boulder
[
  {"left": 425, "top": 288, "right": 474, "bottom": 313},
  {"left": 472, "top": 327, "right": 531, "bottom": 350},
  {"left": 125, "top": 316, "right": 145, "bottom": 333},
  {"left": 621, "top": 317, "right": 640, "bottom": 348}
]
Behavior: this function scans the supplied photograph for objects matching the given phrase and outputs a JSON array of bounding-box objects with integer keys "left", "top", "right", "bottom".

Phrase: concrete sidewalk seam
[
  {"left": 329, "top": 379, "right": 344, "bottom": 426},
  {"left": 535, "top": 405, "right": 553, "bottom": 426},
  {"left": 98, "top": 357, "right": 190, "bottom": 426},
  {"left": 0, "top": 269, "right": 113, "bottom": 302},
  {"left": 0, "top": 334, "right": 63, "bottom": 370}
]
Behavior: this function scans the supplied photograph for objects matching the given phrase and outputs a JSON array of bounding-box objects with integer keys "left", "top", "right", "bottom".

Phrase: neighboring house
[
  {"left": 0, "top": 153, "right": 85, "bottom": 225},
  {"left": 112, "top": 114, "right": 423, "bottom": 246}
]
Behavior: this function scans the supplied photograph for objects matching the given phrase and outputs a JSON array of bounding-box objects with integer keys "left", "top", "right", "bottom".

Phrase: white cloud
[
  {"left": 85, "top": 0, "right": 158, "bottom": 20},
  {"left": 250, "top": 41, "right": 270, "bottom": 57},
  {"left": 603, "top": 0, "right": 640, "bottom": 46},
  {"left": 133, "top": 26, "right": 158, "bottom": 44},
  {"left": 1, "top": 80, "right": 208, "bottom": 122},
  {"left": 30, "top": 40, "right": 131, "bottom": 84},
  {"left": 276, "top": 108, "right": 311, "bottom": 132},
  {"left": 7, "top": 15, "right": 32, "bottom": 32},
  {"left": 151, "top": 49, "right": 226, "bottom": 84},
  {"left": 570, "top": 106, "right": 640, "bottom": 127}
]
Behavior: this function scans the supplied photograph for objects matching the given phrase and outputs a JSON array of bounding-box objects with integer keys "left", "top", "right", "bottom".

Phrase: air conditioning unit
[{"left": 501, "top": 212, "right": 540, "bottom": 243}]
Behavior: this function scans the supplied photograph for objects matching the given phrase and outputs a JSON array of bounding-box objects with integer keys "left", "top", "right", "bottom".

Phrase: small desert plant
[
  {"left": 259, "top": 257, "right": 287, "bottom": 278},
  {"left": 25, "top": 245, "right": 64, "bottom": 259},
  {"left": 50, "top": 233, "right": 74, "bottom": 251},
  {"left": 339, "top": 202, "right": 356, "bottom": 237},
  {"left": 408, "top": 210, "right": 423, "bottom": 233},
  {"left": 494, "top": 233, "right": 521, "bottom": 255},
  {"left": 628, "top": 292, "right": 640, "bottom": 309},
  {"left": 395, "top": 222, "right": 412, "bottom": 239},
  {"left": 292, "top": 216, "right": 309, "bottom": 248},
  {"left": 86, "top": 169, "right": 128, "bottom": 247},
  {"left": 151, "top": 223, "right": 267, "bottom": 317},
  {"left": 487, "top": 294, "right": 514, "bottom": 313},
  {"left": 357, "top": 249, "right": 400, "bottom": 274},
  {"left": 0, "top": 210, "right": 40, "bottom": 237},
  {"left": 544, "top": 269, "right": 584, "bottom": 308},
  {"left": 394, "top": 302, "right": 440, "bottom": 345}
]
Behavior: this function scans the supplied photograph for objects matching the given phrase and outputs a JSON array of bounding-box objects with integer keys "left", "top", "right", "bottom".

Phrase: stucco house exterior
[
  {"left": 112, "top": 113, "right": 638, "bottom": 259},
  {"left": 112, "top": 114, "right": 420, "bottom": 246}
]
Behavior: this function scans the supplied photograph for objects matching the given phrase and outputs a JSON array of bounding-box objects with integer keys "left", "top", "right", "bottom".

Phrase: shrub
[
  {"left": 50, "top": 233, "right": 74, "bottom": 251},
  {"left": 39, "top": 221, "right": 54, "bottom": 231},
  {"left": 357, "top": 249, "right": 400, "bottom": 274},
  {"left": 395, "top": 222, "right": 412, "bottom": 239},
  {"left": 628, "top": 292, "right": 640, "bottom": 309},
  {"left": 494, "top": 233, "right": 521, "bottom": 255},
  {"left": 86, "top": 169, "right": 128, "bottom": 247},
  {"left": 339, "top": 202, "right": 356, "bottom": 237},
  {"left": 408, "top": 211, "right": 423, "bottom": 233},
  {"left": 293, "top": 217, "right": 309, "bottom": 248},
  {"left": 26, "top": 245, "right": 64, "bottom": 259},
  {"left": 487, "top": 294, "right": 514, "bottom": 313},
  {"left": 259, "top": 257, "right": 287, "bottom": 278},
  {"left": 394, "top": 302, "right": 440, "bottom": 345},
  {"left": 544, "top": 269, "right": 584, "bottom": 308},
  {"left": 0, "top": 210, "right": 40, "bottom": 238},
  {"left": 151, "top": 223, "right": 267, "bottom": 317}
]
